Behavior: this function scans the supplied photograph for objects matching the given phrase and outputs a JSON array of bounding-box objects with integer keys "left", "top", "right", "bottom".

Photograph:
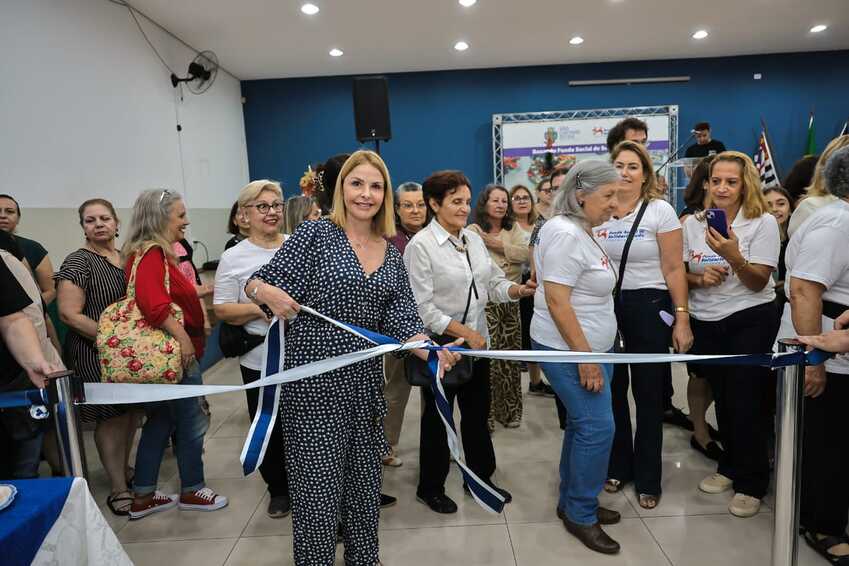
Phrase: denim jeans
[
  {"left": 133, "top": 361, "right": 208, "bottom": 496},
  {"left": 532, "top": 339, "right": 614, "bottom": 526}
]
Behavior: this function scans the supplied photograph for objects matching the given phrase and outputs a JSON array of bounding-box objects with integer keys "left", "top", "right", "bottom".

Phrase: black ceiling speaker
[
  {"left": 170, "top": 50, "right": 219, "bottom": 94},
  {"left": 353, "top": 76, "right": 392, "bottom": 143}
]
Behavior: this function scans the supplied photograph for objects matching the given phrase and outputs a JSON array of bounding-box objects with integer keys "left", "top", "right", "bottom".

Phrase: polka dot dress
[{"left": 252, "top": 219, "right": 423, "bottom": 565}]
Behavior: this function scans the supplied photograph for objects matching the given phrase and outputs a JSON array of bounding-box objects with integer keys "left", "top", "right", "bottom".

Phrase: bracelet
[
  {"left": 674, "top": 306, "right": 689, "bottom": 314},
  {"left": 249, "top": 282, "right": 261, "bottom": 301},
  {"left": 732, "top": 260, "right": 749, "bottom": 274}
]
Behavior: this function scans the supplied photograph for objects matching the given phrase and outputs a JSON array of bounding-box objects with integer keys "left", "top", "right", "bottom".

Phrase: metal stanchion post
[
  {"left": 772, "top": 339, "right": 806, "bottom": 566},
  {"left": 47, "top": 370, "right": 87, "bottom": 478}
]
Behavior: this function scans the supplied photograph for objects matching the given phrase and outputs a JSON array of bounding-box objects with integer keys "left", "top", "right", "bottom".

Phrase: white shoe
[
  {"left": 728, "top": 493, "right": 761, "bottom": 517},
  {"left": 699, "top": 473, "right": 733, "bottom": 494}
]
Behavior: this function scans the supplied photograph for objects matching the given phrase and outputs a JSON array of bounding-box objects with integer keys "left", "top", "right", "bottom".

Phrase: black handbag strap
[
  {"left": 613, "top": 199, "right": 650, "bottom": 301},
  {"left": 458, "top": 235, "right": 477, "bottom": 325},
  {"left": 823, "top": 300, "right": 849, "bottom": 320}
]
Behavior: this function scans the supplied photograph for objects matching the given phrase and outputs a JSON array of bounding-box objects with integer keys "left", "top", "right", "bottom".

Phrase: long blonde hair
[
  {"left": 805, "top": 135, "right": 849, "bottom": 197},
  {"left": 329, "top": 150, "right": 396, "bottom": 237},
  {"left": 122, "top": 189, "right": 182, "bottom": 262},
  {"left": 706, "top": 151, "right": 768, "bottom": 219},
  {"left": 610, "top": 140, "right": 664, "bottom": 201}
]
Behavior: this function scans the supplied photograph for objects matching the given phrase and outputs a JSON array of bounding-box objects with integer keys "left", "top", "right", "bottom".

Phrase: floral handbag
[{"left": 96, "top": 243, "right": 184, "bottom": 384}]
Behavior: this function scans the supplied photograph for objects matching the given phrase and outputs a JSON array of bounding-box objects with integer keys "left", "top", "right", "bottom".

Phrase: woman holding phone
[{"left": 682, "top": 151, "right": 780, "bottom": 519}]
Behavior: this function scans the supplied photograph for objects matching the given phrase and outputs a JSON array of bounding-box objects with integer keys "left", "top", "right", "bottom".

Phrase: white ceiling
[{"left": 125, "top": 0, "right": 849, "bottom": 80}]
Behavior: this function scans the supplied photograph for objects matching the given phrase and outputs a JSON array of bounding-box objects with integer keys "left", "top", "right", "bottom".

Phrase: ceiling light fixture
[
  {"left": 301, "top": 3, "right": 319, "bottom": 15},
  {"left": 459, "top": 0, "right": 477, "bottom": 6},
  {"left": 692, "top": 29, "right": 709, "bottom": 39},
  {"left": 329, "top": 48, "right": 343, "bottom": 57},
  {"left": 454, "top": 41, "right": 469, "bottom": 51},
  {"left": 810, "top": 24, "right": 828, "bottom": 33},
  {"left": 569, "top": 36, "right": 584, "bottom": 45}
]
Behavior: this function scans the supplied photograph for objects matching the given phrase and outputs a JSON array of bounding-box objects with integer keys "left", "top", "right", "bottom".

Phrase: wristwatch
[{"left": 249, "top": 283, "right": 261, "bottom": 301}]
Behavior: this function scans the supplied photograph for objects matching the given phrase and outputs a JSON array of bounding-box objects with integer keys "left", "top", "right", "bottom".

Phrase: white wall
[{"left": 0, "top": 0, "right": 248, "bottom": 263}]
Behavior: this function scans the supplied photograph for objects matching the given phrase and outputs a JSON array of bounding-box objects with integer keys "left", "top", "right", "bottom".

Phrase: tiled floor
[{"left": 76, "top": 358, "right": 827, "bottom": 565}]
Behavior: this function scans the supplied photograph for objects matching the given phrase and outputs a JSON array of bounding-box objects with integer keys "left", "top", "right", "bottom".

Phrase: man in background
[
  {"left": 606, "top": 117, "right": 648, "bottom": 153},
  {"left": 685, "top": 122, "right": 727, "bottom": 158}
]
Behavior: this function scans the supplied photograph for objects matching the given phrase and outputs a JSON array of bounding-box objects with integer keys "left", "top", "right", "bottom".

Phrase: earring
[
  {"left": 578, "top": 201, "right": 585, "bottom": 208},
  {"left": 115, "top": 231, "right": 120, "bottom": 239}
]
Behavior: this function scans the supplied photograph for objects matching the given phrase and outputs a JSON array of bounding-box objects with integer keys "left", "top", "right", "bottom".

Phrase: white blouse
[{"left": 404, "top": 219, "right": 515, "bottom": 343}]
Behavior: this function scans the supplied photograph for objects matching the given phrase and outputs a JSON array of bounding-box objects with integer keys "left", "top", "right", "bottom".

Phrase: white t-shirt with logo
[
  {"left": 778, "top": 200, "right": 849, "bottom": 374},
  {"left": 213, "top": 238, "right": 282, "bottom": 370},
  {"left": 682, "top": 210, "right": 779, "bottom": 322},
  {"left": 594, "top": 199, "right": 681, "bottom": 291},
  {"left": 531, "top": 215, "right": 617, "bottom": 352}
]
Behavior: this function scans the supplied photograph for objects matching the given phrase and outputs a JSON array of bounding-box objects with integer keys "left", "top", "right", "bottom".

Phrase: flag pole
[{"left": 761, "top": 117, "right": 782, "bottom": 186}]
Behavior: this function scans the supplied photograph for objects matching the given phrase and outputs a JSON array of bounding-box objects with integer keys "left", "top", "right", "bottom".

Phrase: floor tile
[
  {"left": 123, "top": 538, "right": 237, "bottom": 566},
  {"left": 224, "top": 535, "right": 340, "bottom": 565},
  {"left": 241, "top": 492, "right": 293, "bottom": 537},
  {"left": 511, "top": 518, "right": 671, "bottom": 566},
  {"left": 380, "top": 524, "right": 516, "bottom": 566},
  {"left": 201, "top": 436, "right": 254, "bottom": 479}
]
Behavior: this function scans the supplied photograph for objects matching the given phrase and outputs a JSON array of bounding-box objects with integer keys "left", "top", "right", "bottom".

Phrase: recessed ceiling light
[
  {"left": 454, "top": 41, "right": 469, "bottom": 51},
  {"left": 301, "top": 3, "right": 319, "bottom": 15},
  {"left": 329, "top": 48, "right": 343, "bottom": 57},
  {"left": 569, "top": 36, "right": 584, "bottom": 45},
  {"left": 692, "top": 29, "right": 709, "bottom": 40},
  {"left": 459, "top": 0, "right": 477, "bottom": 6},
  {"left": 810, "top": 24, "right": 828, "bottom": 33}
]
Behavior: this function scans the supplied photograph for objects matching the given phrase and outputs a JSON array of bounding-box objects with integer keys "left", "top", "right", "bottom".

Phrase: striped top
[{"left": 55, "top": 248, "right": 127, "bottom": 422}]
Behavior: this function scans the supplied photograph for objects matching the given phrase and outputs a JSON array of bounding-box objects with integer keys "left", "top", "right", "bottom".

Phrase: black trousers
[
  {"left": 240, "top": 365, "right": 289, "bottom": 498},
  {"left": 689, "top": 301, "right": 779, "bottom": 499},
  {"left": 800, "top": 371, "right": 849, "bottom": 536},
  {"left": 608, "top": 289, "right": 672, "bottom": 495},
  {"left": 417, "top": 358, "right": 496, "bottom": 497}
]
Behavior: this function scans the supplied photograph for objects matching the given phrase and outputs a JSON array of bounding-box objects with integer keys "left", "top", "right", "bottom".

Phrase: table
[{"left": 0, "top": 477, "right": 131, "bottom": 566}]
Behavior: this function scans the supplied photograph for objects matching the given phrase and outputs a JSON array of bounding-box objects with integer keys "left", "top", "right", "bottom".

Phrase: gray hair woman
[
  {"left": 122, "top": 189, "right": 228, "bottom": 519},
  {"left": 283, "top": 195, "right": 321, "bottom": 235},
  {"left": 784, "top": 146, "right": 849, "bottom": 563},
  {"left": 530, "top": 161, "right": 623, "bottom": 555}
]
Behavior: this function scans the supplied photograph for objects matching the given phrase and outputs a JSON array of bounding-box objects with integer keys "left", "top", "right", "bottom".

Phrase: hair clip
[{"left": 316, "top": 170, "right": 326, "bottom": 193}]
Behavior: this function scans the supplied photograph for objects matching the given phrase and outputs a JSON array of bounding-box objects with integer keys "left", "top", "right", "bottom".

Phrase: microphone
[{"left": 655, "top": 130, "right": 698, "bottom": 173}]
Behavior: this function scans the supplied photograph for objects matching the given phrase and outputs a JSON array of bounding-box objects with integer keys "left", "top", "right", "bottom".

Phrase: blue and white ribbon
[{"left": 0, "top": 307, "right": 834, "bottom": 514}]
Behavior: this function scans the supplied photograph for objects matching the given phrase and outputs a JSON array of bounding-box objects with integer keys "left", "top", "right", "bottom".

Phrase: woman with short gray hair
[
  {"left": 782, "top": 145, "right": 849, "bottom": 563},
  {"left": 530, "top": 161, "right": 623, "bottom": 555}
]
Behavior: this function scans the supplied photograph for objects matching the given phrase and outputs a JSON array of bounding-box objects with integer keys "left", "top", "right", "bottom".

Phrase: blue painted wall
[{"left": 242, "top": 50, "right": 849, "bottom": 197}]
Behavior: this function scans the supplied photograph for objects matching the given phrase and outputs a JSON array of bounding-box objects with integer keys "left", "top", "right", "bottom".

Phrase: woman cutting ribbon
[{"left": 246, "top": 150, "right": 458, "bottom": 566}]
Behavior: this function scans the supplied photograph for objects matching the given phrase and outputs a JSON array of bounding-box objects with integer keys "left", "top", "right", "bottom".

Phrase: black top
[
  {"left": 0, "top": 259, "right": 34, "bottom": 385},
  {"left": 224, "top": 234, "right": 246, "bottom": 251},
  {"left": 685, "top": 139, "right": 727, "bottom": 158}
]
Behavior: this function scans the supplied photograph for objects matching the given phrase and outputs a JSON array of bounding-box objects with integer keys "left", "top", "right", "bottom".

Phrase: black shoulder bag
[
  {"left": 405, "top": 237, "right": 477, "bottom": 387},
  {"left": 611, "top": 200, "right": 649, "bottom": 352},
  {"left": 219, "top": 322, "right": 266, "bottom": 358}
]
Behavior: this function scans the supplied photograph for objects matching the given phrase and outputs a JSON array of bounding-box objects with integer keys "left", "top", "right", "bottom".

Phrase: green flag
[{"left": 805, "top": 112, "right": 816, "bottom": 155}]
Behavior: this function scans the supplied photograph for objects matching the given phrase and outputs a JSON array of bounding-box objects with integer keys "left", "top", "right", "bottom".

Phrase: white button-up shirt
[{"left": 404, "top": 219, "right": 515, "bottom": 343}]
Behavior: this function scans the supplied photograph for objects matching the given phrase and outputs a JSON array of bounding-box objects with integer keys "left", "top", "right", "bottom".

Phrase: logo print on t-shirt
[
  {"left": 689, "top": 250, "right": 725, "bottom": 265},
  {"left": 601, "top": 256, "right": 609, "bottom": 269}
]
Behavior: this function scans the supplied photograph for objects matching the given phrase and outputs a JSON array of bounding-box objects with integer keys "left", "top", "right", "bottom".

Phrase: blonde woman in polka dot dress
[{"left": 247, "top": 150, "right": 460, "bottom": 565}]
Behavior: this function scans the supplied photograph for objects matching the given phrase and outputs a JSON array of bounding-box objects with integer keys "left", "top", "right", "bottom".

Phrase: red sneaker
[
  {"left": 178, "top": 487, "right": 228, "bottom": 512},
  {"left": 129, "top": 492, "right": 177, "bottom": 520}
]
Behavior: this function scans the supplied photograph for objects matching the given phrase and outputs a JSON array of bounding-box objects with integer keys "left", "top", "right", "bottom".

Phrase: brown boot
[{"left": 560, "top": 513, "right": 620, "bottom": 554}]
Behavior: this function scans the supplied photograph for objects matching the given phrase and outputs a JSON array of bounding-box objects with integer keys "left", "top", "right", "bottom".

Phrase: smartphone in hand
[{"left": 705, "top": 208, "right": 729, "bottom": 238}]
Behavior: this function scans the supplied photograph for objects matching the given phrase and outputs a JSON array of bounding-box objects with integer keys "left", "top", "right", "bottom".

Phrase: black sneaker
[
  {"left": 663, "top": 406, "right": 694, "bottom": 431},
  {"left": 267, "top": 494, "right": 291, "bottom": 518},
  {"left": 529, "top": 381, "right": 555, "bottom": 397},
  {"left": 380, "top": 493, "right": 397, "bottom": 508},
  {"left": 416, "top": 493, "right": 458, "bottom": 514}
]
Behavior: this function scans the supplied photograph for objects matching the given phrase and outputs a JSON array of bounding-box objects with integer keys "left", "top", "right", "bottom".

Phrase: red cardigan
[{"left": 127, "top": 247, "right": 205, "bottom": 359}]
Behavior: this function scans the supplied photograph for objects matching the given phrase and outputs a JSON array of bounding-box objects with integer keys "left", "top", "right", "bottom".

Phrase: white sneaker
[
  {"left": 699, "top": 473, "right": 733, "bottom": 494},
  {"left": 728, "top": 493, "right": 761, "bottom": 517}
]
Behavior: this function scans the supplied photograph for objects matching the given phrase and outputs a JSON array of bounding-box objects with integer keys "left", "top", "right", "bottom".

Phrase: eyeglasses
[
  {"left": 245, "top": 202, "right": 284, "bottom": 214},
  {"left": 512, "top": 195, "right": 532, "bottom": 203},
  {"left": 398, "top": 203, "right": 426, "bottom": 211},
  {"left": 537, "top": 187, "right": 558, "bottom": 195}
]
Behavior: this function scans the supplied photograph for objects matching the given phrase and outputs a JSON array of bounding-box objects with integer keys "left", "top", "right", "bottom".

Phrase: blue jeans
[
  {"left": 532, "top": 339, "right": 614, "bottom": 525},
  {"left": 133, "top": 361, "right": 208, "bottom": 496}
]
